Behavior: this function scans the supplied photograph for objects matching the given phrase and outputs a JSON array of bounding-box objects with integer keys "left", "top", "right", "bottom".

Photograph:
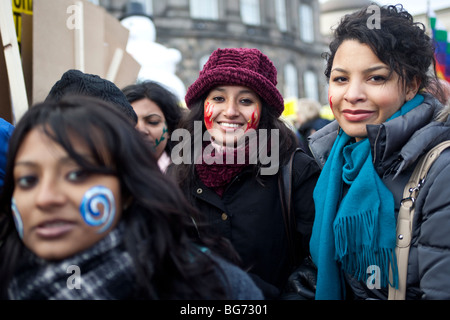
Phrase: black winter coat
[{"left": 189, "top": 151, "right": 320, "bottom": 299}]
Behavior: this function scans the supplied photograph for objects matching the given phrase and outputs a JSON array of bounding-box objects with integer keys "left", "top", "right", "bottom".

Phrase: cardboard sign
[
  {"left": 12, "top": 0, "right": 33, "bottom": 54},
  {"left": 82, "top": 1, "right": 106, "bottom": 77},
  {"left": 20, "top": 12, "right": 33, "bottom": 106},
  {"left": 32, "top": 0, "right": 80, "bottom": 103},
  {"left": 32, "top": 0, "right": 140, "bottom": 104},
  {"left": 0, "top": 0, "right": 29, "bottom": 124},
  {"left": 0, "top": 31, "right": 13, "bottom": 123},
  {"left": 1, "top": 0, "right": 141, "bottom": 122}
]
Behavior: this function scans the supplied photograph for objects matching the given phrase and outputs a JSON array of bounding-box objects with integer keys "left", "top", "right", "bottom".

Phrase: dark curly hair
[{"left": 323, "top": 4, "right": 444, "bottom": 102}]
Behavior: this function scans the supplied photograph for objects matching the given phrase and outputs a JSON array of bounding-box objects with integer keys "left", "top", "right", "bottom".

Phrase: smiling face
[
  {"left": 12, "top": 128, "right": 122, "bottom": 260},
  {"left": 132, "top": 98, "right": 169, "bottom": 159},
  {"left": 328, "top": 40, "right": 419, "bottom": 141},
  {"left": 204, "top": 85, "right": 262, "bottom": 146}
]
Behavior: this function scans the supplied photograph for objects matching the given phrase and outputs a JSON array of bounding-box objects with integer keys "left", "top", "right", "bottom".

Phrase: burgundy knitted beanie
[{"left": 185, "top": 48, "right": 285, "bottom": 117}]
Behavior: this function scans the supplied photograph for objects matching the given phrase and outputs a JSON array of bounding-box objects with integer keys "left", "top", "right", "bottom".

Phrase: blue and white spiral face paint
[
  {"left": 79, "top": 185, "right": 116, "bottom": 234},
  {"left": 11, "top": 198, "right": 24, "bottom": 239}
]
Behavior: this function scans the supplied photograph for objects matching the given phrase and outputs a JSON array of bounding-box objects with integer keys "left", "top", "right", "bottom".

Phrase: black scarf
[{"left": 8, "top": 223, "right": 136, "bottom": 300}]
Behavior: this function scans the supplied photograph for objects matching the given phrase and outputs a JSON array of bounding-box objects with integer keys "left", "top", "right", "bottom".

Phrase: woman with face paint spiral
[
  {"left": 0, "top": 95, "right": 263, "bottom": 300},
  {"left": 169, "top": 48, "right": 321, "bottom": 299}
]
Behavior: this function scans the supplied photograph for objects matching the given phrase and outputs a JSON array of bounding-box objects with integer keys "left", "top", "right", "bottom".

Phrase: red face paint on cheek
[
  {"left": 328, "top": 95, "right": 333, "bottom": 110},
  {"left": 204, "top": 101, "right": 214, "bottom": 130},
  {"left": 245, "top": 108, "right": 260, "bottom": 132}
]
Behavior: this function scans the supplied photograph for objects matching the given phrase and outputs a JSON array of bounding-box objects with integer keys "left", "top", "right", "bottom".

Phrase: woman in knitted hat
[
  {"left": 169, "top": 47, "right": 321, "bottom": 299},
  {"left": 0, "top": 95, "right": 263, "bottom": 300},
  {"left": 308, "top": 5, "right": 450, "bottom": 300}
]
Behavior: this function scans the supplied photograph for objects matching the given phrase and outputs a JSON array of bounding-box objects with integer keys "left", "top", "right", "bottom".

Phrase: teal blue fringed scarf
[{"left": 310, "top": 94, "right": 424, "bottom": 300}]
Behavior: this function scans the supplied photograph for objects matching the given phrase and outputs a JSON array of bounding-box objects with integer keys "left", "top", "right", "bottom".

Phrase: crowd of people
[{"left": 0, "top": 4, "right": 450, "bottom": 300}]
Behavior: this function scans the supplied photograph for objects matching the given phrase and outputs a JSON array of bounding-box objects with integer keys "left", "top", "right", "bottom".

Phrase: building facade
[{"left": 96, "top": 0, "right": 329, "bottom": 105}]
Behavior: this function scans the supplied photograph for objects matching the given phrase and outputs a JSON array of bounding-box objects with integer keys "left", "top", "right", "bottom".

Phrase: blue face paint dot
[
  {"left": 11, "top": 198, "right": 24, "bottom": 239},
  {"left": 79, "top": 186, "right": 116, "bottom": 234}
]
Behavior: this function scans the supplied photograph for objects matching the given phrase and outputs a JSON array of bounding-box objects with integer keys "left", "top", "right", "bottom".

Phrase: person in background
[
  {"left": 122, "top": 81, "right": 184, "bottom": 172},
  {"left": 0, "top": 118, "right": 14, "bottom": 191},
  {"left": 45, "top": 69, "right": 138, "bottom": 125},
  {"left": 426, "top": 78, "right": 450, "bottom": 107},
  {"left": 169, "top": 47, "right": 320, "bottom": 299},
  {"left": 0, "top": 96, "right": 263, "bottom": 300},
  {"left": 295, "top": 98, "right": 331, "bottom": 157},
  {"left": 308, "top": 4, "right": 450, "bottom": 300}
]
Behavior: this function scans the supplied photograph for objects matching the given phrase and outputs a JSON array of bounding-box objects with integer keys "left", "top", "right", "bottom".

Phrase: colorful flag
[{"left": 429, "top": 10, "right": 450, "bottom": 83}]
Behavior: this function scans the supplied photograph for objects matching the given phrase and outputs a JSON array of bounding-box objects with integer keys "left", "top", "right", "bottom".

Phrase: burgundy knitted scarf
[{"left": 195, "top": 141, "right": 250, "bottom": 197}]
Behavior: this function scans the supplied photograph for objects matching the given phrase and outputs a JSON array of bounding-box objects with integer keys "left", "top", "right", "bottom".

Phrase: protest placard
[{"left": 0, "top": 0, "right": 141, "bottom": 123}]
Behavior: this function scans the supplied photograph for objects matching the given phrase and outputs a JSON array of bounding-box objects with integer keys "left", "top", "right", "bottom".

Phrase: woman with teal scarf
[{"left": 308, "top": 5, "right": 450, "bottom": 300}]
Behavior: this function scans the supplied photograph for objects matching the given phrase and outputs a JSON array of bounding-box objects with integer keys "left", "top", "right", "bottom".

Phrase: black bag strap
[{"left": 278, "top": 148, "right": 302, "bottom": 268}]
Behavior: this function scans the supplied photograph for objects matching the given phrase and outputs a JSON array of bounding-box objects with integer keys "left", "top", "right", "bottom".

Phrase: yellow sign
[
  {"left": 320, "top": 105, "right": 334, "bottom": 120},
  {"left": 282, "top": 97, "right": 296, "bottom": 116},
  {"left": 12, "top": 0, "right": 33, "bottom": 53}
]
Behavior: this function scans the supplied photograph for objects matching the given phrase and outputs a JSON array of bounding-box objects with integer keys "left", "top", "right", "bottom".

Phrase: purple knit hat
[{"left": 185, "top": 48, "right": 284, "bottom": 117}]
